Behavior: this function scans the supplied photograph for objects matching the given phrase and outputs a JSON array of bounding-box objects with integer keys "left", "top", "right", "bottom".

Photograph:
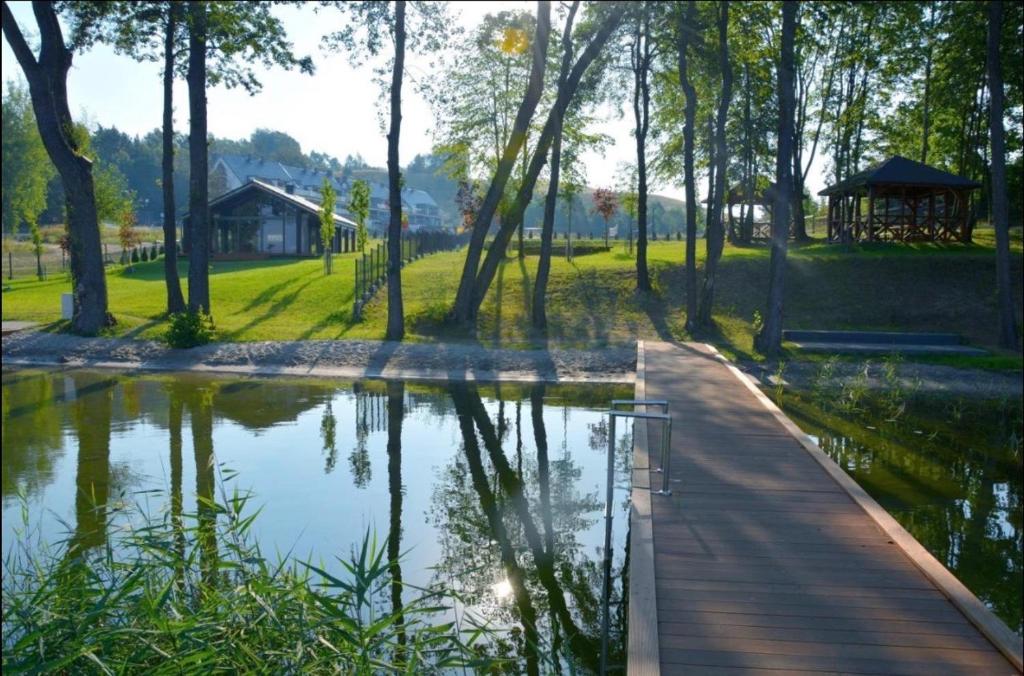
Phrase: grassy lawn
[{"left": 2, "top": 231, "right": 1021, "bottom": 365}]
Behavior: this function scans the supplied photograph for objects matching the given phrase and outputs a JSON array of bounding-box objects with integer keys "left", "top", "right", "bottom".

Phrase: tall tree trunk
[
  {"left": 385, "top": 0, "right": 406, "bottom": 340},
  {"left": 696, "top": 2, "right": 732, "bottom": 329},
  {"left": 677, "top": 1, "right": 699, "bottom": 331},
  {"left": 755, "top": 1, "right": 797, "bottom": 356},
  {"left": 921, "top": 2, "right": 935, "bottom": 164},
  {"left": 186, "top": 1, "right": 210, "bottom": 314},
  {"left": 468, "top": 7, "right": 625, "bottom": 320},
  {"left": 531, "top": 1, "right": 579, "bottom": 330},
  {"left": 633, "top": 5, "right": 652, "bottom": 292},
  {"left": 162, "top": 3, "right": 186, "bottom": 314},
  {"left": 532, "top": 123, "right": 562, "bottom": 330},
  {"left": 2, "top": 1, "right": 110, "bottom": 334},
  {"left": 451, "top": 1, "right": 551, "bottom": 324},
  {"left": 987, "top": 0, "right": 1021, "bottom": 350}
]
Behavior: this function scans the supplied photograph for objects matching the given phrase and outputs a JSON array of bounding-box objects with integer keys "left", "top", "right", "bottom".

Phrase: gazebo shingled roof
[
  {"left": 819, "top": 156, "right": 981, "bottom": 196},
  {"left": 818, "top": 156, "right": 980, "bottom": 243}
]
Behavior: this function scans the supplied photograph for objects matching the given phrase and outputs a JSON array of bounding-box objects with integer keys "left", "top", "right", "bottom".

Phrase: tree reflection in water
[
  {"left": 67, "top": 374, "right": 115, "bottom": 556},
  {"left": 438, "top": 383, "right": 624, "bottom": 674},
  {"left": 185, "top": 384, "right": 219, "bottom": 586},
  {"left": 386, "top": 381, "right": 407, "bottom": 658}
]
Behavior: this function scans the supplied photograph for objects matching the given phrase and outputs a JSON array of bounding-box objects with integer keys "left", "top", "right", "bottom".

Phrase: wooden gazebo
[
  {"left": 819, "top": 156, "right": 980, "bottom": 243},
  {"left": 707, "top": 177, "right": 777, "bottom": 242}
]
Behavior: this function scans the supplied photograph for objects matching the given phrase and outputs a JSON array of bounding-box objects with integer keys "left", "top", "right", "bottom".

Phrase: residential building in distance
[{"left": 210, "top": 154, "right": 443, "bottom": 232}]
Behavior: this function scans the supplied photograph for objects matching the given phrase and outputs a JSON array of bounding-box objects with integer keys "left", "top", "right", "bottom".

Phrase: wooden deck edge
[
  {"left": 704, "top": 343, "right": 1024, "bottom": 673},
  {"left": 627, "top": 340, "right": 660, "bottom": 676}
]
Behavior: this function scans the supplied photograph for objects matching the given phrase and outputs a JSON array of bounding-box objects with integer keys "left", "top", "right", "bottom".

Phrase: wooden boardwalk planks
[{"left": 632, "top": 341, "right": 1021, "bottom": 676}]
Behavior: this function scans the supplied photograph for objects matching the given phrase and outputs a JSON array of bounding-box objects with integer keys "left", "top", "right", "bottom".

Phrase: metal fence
[
  {"left": 2, "top": 241, "right": 166, "bottom": 281},
  {"left": 353, "top": 231, "right": 464, "bottom": 318}
]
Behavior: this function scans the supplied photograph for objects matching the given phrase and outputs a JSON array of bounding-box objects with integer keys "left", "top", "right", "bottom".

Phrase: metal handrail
[{"left": 599, "top": 400, "right": 674, "bottom": 675}]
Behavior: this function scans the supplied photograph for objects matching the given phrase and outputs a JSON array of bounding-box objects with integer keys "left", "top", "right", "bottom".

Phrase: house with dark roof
[
  {"left": 183, "top": 180, "right": 358, "bottom": 259},
  {"left": 210, "top": 154, "right": 443, "bottom": 232}
]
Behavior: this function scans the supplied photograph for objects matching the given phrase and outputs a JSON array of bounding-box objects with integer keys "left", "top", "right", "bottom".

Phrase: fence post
[{"left": 7, "top": 251, "right": 12, "bottom": 280}]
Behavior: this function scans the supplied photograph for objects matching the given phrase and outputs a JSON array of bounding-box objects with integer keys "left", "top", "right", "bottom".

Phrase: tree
[
  {"left": 186, "top": 0, "right": 210, "bottom": 314},
  {"left": 2, "top": 0, "right": 111, "bottom": 333},
  {"left": 676, "top": 0, "right": 699, "bottom": 332},
  {"left": 695, "top": 1, "right": 733, "bottom": 330},
  {"left": 617, "top": 164, "right": 639, "bottom": 256},
  {"left": 118, "top": 206, "right": 141, "bottom": 272},
  {"left": 349, "top": 178, "right": 371, "bottom": 251},
  {"left": 183, "top": 1, "right": 314, "bottom": 315},
  {"left": 463, "top": 4, "right": 627, "bottom": 323},
  {"left": 531, "top": 0, "right": 580, "bottom": 330},
  {"left": 455, "top": 180, "right": 482, "bottom": 233},
  {"left": 2, "top": 81, "right": 54, "bottom": 278},
  {"left": 629, "top": 2, "right": 656, "bottom": 290},
  {"left": 449, "top": 1, "right": 553, "bottom": 325},
  {"left": 319, "top": 178, "right": 337, "bottom": 275},
  {"left": 323, "top": 1, "right": 450, "bottom": 341},
  {"left": 755, "top": 1, "right": 797, "bottom": 356},
  {"left": 987, "top": 0, "right": 1021, "bottom": 350},
  {"left": 63, "top": 0, "right": 187, "bottom": 313},
  {"left": 592, "top": 187, "right": 618, "bottom": 248}
]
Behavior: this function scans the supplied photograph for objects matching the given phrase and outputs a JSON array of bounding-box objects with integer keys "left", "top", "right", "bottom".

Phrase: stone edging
[
  {"left": 0, "top": 356, "right": 633, "bottom": 385},
  {"left": 627, "top": 340, "right": 660, "bottom": 675},
  {"left": 705, "top": 343, "right": 1024, "bottom": 673}
]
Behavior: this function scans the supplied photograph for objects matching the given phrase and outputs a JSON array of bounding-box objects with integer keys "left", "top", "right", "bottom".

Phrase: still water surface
[
  {"left": 1, "top": 368, "right": 633, "bottom": 671},
  {"left": 774, "top": 388, "right": 1023, "bottom": 634}
]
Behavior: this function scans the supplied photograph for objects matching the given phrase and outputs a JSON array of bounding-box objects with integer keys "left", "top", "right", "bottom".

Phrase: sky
[{"left": 1, "top": 2, "right": 830, "bottom": 204}]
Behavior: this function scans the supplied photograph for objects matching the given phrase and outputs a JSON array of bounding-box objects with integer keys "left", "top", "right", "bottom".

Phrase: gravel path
[
  {"left": 4, "top": 331, "right": 1019, "bottom": 396},
  {"left": 1, "top": 331, "right": 637, "bottom": 383}
]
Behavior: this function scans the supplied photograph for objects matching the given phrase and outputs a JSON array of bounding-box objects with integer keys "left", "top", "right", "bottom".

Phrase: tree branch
[{"left": 2, "top": 1, "right": 39, "bottom": 73}]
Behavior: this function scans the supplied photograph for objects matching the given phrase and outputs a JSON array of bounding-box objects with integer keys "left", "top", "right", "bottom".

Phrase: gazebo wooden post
[
  {"left": 899, "top": 186, "right": 907, "bottom": 242},
  {"left": 827, "top": 195, "right": 834, "bottom": 241},
  {"left": 927, "top": 191, "right": 935, "bottom": 240},
  {"left": 867, "top": 187, "right": 875, "bottom": 241}
]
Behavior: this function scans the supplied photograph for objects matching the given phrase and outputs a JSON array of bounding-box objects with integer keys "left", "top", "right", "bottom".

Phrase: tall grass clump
[{"left": 2, "top": 489, "right": 496, "bottom": 673}]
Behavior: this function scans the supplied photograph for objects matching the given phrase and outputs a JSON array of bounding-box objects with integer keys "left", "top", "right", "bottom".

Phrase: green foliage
[
  {"left": 130, "top": 248, "right": 140, "bottom": 263},
  {"left": 2, "top": 81, "right": 55, "bottom": 237},
  {"left": 140, "top": 247, "right": 149, "bottom": 262},
  {"left": 319, "top": 178, "right": 337, "bottom": 275},
  {"left": 164, "top": 310, "right": 215, "bottom": 348},
  {"left": 349, "top": 179, "right": 371, "bottom": 252},
  {"left": 1, "top": 490, "right": 495, "bottom": 672}
]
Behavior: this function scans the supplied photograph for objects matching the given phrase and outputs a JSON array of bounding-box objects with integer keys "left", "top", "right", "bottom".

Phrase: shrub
[
  {"left": 140, "top": 248, "right": 149, "bottom": 262},
  {"left": 158, "top": 244, "right": 165, "bottom": 256},
  {"left": 164, "top": 311, "right": 216, "bottom": 348},
  {"left": 151, "top": 244, "right": 159, "bottom": 259},
  {"left": 131, "top": 248, "right": 139, "bottom": 263}
]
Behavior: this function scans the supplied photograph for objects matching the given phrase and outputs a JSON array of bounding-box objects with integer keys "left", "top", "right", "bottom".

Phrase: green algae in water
[{"left": 772, "top": 387, "right": 1023, "bottom": 635}]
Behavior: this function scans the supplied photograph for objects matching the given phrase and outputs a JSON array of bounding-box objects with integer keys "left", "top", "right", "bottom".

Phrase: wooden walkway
[{"left": 628, "top": 341, "right": 1021, "bottom": 676}]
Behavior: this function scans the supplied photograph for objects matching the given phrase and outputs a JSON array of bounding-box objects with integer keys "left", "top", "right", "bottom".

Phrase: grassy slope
[{"left": 2, "top": 229, "right": 1021, "bottom": 363}]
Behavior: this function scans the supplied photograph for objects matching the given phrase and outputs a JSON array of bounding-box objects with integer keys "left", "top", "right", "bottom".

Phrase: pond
[
  {"left": 1, "top": 368, "right": 634, "bottom": 673},
  {"left": 769, "top": 385, "right": 1023, "bottom": 635}
]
